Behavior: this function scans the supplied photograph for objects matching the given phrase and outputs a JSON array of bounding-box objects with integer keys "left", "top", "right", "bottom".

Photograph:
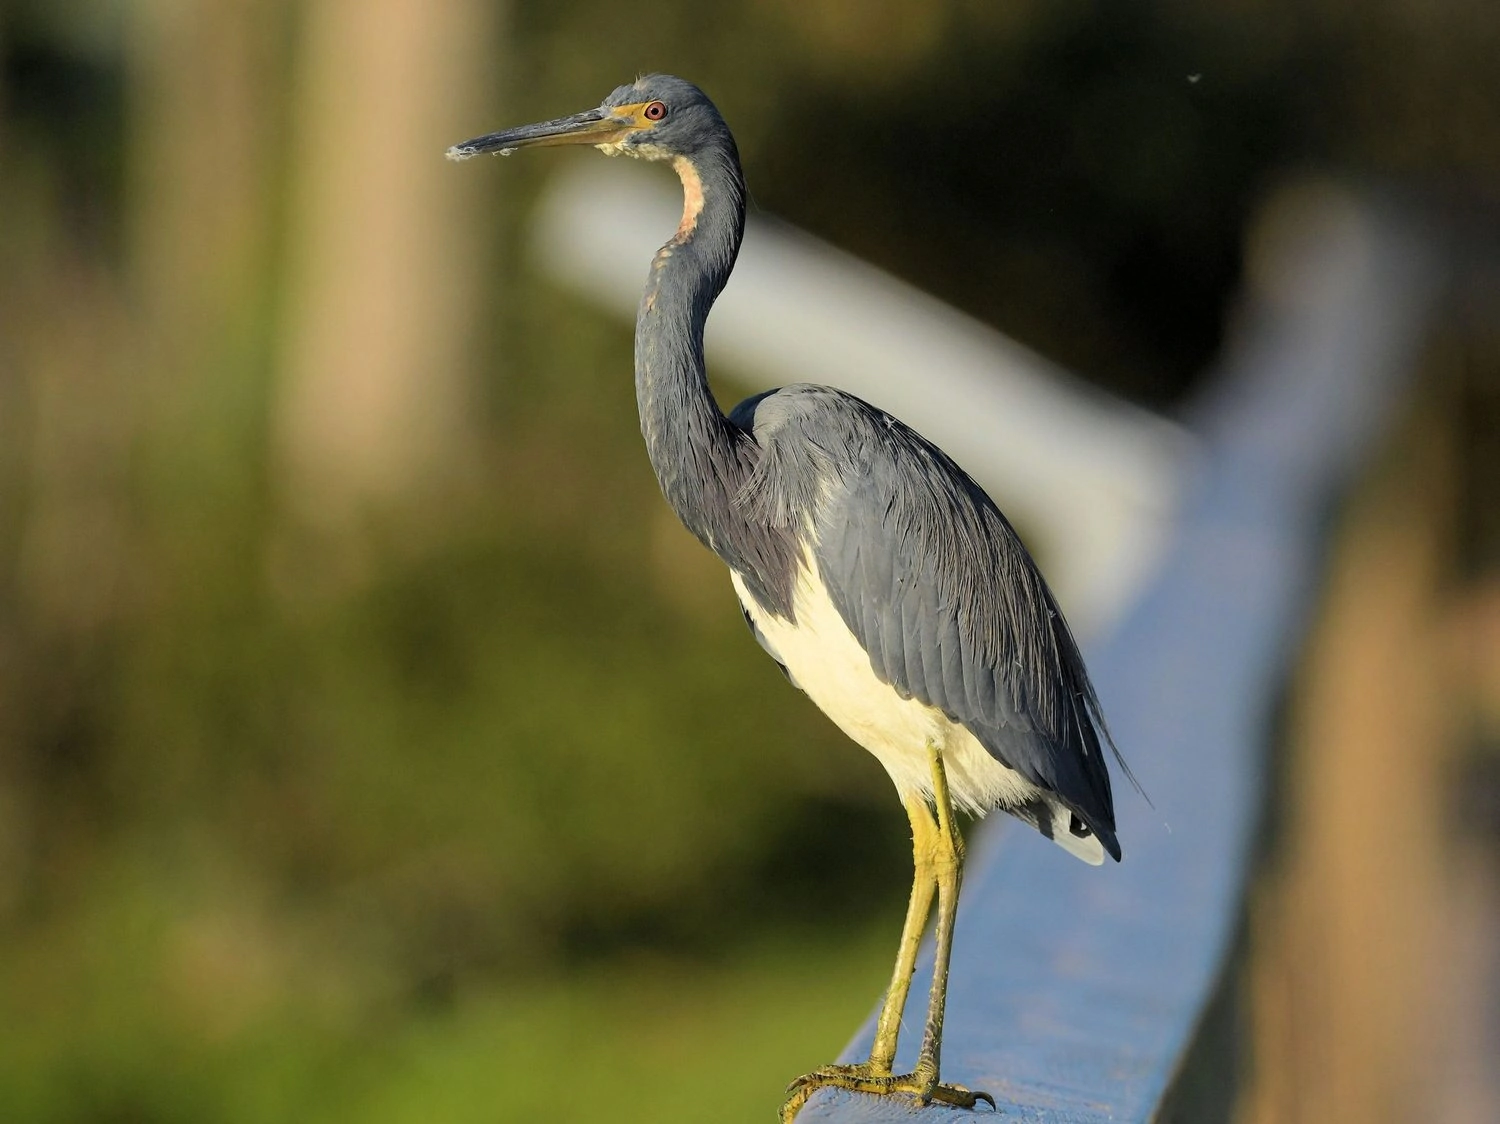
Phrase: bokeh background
[{"left": 1, "top": 1, "right": 1497, "bottom": 1121}]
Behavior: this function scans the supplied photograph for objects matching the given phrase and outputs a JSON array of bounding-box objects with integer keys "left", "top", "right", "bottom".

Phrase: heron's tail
[{"left": 1012, "top": 797, "right": 1115, "bottom": 865}]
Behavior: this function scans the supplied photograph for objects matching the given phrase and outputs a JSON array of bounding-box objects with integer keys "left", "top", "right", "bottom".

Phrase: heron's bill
[{"left": 446, "top": 102, "right": 655, "bottom": 160}]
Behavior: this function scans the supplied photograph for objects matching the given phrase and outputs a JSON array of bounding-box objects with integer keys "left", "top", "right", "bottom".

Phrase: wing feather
[{"left": 737, "top": 386, "right": 1120, "bottom": 856}]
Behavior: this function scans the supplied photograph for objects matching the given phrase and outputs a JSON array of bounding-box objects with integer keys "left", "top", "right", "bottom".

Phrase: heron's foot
[{"left": 780, "top": 1063, "right": 994, "bottom": 1121}]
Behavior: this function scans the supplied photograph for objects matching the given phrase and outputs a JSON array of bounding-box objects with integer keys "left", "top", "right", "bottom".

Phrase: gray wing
[{"left": 733, "top": 385, "right": 1120, "bottom": 857}]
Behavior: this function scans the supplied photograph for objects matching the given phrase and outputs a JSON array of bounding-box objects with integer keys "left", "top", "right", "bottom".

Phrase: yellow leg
[
  {"left": 780, "top": 742, "right": 993, "bottom": 1121},
  {"left": 868, "top": 793, "right": 940, "bottom": 1073},
  {"left": 912, "top": 738, "right": 966, "bottom": 1097}
]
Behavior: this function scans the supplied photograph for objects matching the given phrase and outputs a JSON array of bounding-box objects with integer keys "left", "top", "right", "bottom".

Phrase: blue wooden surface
[{"left": 797, "top": 188, "right": 1440, "bottom": 1121}]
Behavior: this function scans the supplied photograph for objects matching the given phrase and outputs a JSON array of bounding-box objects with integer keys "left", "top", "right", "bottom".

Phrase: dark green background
[{"left": 1, "top": 1, "right": 1496, "bottom": 1120}]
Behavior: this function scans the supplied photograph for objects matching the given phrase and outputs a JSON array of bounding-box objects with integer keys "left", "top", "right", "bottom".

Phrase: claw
[{"left": 927, "top": 1083, "right": 996, "bottom": 1111}]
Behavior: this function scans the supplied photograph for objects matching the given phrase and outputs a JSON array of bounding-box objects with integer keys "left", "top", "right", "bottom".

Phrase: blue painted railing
[{"left": 796, "top": 182, "right": 1443, "bottom": 1121}]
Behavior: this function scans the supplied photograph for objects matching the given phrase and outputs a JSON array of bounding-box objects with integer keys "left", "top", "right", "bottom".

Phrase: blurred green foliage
[{"left": 1, "top": 0, "right": 1497, "bottom": 1120}]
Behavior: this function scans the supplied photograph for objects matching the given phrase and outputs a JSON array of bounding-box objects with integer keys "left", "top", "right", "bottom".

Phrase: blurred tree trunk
[
  {"left": 1239, "top": 386, "right": 1498, "bottom": 1121},
  {"left": 125, "top": 0, "right": 288, "bottom": 596},
  {"left": 128, "top": 0, "right": 281, "bottom": 373},
  {"left": 274, "top": 0, "right": 502, "bottom": 553}
]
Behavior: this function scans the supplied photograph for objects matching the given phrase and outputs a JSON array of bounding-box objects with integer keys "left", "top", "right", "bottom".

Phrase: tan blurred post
[
  {"left": 1239, "top": 409, "right": 1482, "bottom": 1122},
  {"left": 123, "top": 0, "right": 287, "bottom": 643},
  {"left": 128, "top": 0, "right": 283, "bottom": 394},
  {"left": 22, "top": 0, "right": 284, "bottom": 635},
  {"left": 275, "top": 0, "right": 500, "bottom": 543}
]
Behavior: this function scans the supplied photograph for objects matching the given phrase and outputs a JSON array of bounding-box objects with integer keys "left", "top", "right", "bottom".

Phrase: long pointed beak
[{"left": 445, "top": 106, "right": 634, "bottom": 160}]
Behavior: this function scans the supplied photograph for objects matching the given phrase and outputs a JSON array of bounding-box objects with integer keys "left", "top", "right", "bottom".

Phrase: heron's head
[{"left": 446, "top": 74, "right": 729, "bottom": 163}]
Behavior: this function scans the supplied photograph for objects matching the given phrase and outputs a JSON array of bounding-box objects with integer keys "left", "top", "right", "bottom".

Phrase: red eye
[{"left": 643, "top": 100, "right": 668, "bottom": 121}]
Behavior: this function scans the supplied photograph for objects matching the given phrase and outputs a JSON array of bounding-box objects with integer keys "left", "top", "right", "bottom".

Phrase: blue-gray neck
[{"left": 634, "top": 138, "right": 750, "bottom": 554}]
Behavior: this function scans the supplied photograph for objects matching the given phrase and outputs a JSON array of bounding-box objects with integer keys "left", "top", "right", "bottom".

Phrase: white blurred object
[{"left": 529, "top": 160, "right": 1195, "bottom": 635}]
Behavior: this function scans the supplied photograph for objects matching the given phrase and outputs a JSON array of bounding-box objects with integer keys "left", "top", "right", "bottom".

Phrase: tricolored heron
[{"left": 449, "top": 74, "right": 1125, "bottom": 1119}]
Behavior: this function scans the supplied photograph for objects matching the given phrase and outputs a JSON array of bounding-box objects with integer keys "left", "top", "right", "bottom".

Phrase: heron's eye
[{"left": 643, "top": 100, "right": 668, "bottom": 121}]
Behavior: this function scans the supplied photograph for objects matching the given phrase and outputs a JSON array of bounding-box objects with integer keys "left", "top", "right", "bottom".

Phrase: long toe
[
  {"left": 784, "top": 1061, "right": 884, "bottom": 1094},
  {"left": 780, "top": 1065, "right": 994, "bottom": 1120}
]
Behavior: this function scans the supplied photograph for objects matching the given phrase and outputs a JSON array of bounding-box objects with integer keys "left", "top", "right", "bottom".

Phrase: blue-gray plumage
[
  {"left": 730, "top": 385, "right": 1119, "bottom": 853},
  {"left": 449, "top": 73, "right": 1126, "bottom": 1118}
]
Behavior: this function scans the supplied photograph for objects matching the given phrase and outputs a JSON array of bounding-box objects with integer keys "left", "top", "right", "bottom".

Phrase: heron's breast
[{"left": 731, "top": 552, "right": 1037, "bottom": 814}]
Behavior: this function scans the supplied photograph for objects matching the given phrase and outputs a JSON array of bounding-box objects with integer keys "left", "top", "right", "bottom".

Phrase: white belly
[{"left": 731, "top": 555, "right": 1040, "bottom": 817}]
